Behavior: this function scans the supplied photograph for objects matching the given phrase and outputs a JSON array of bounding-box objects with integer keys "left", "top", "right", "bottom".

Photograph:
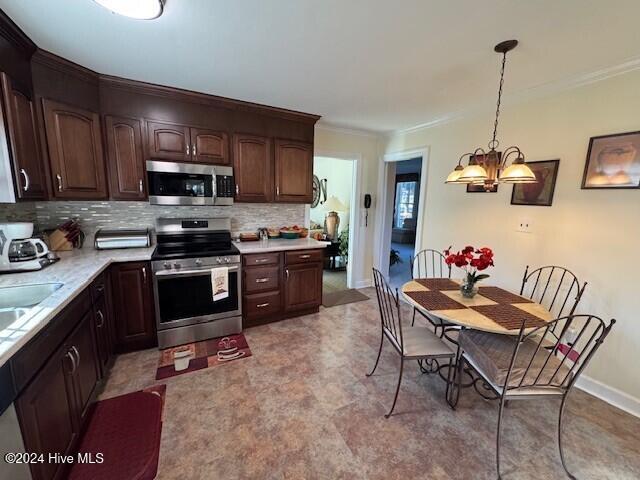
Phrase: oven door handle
[{"left": 155, "top": 265, "right": 239, "bottom": 278}]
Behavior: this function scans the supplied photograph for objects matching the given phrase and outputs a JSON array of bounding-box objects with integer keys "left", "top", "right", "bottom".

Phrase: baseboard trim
[
  {"left": 354, "top": 279, "right": 373, "bottom": 289},
  {"left": 576, "top": 375, "right": 640, "bottom": 418}
]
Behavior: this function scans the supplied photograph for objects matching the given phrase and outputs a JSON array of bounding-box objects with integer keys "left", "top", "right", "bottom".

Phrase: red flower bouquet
[{"left": 444, "top": 246, "right": 495, "bottom": 298}]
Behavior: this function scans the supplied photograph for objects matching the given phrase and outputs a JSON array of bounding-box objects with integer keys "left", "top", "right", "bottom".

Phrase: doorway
[
  {"left": 308, "top": 155, "right": 360, "bottom": 297},
  {"left": 374, "top": 148, "right": 429, "bottom": 288}
]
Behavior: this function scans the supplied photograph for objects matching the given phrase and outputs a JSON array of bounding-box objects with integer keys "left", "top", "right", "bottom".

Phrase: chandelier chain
[{"left": 490, "top": 51, "right": 507, "bottom": 149}]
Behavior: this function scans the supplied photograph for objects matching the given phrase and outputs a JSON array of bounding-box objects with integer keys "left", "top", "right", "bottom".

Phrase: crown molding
[
  {"left": 396, "top": 56, "right": 640, "bottom": 136},
  {"left": 0, "top": 9, "right": 36, "bottom": 57},
  {"left": 315, "top": 121, "right": 382, "bottom": 139}
]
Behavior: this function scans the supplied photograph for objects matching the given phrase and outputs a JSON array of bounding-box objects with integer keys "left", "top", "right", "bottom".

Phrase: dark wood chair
[
  {"left": 449, "top": 315, "right": 615, "bottom": 479},
  {"left": 368, "top": 268, "right": 455, "bottom": 417}
]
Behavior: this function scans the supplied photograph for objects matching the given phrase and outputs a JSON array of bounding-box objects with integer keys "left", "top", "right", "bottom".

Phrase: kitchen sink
[{"left": 0, "top": 283, "right": 63, "bottom": 330}]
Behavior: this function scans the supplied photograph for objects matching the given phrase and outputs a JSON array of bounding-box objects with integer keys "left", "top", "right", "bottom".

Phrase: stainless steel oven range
[{"left": 151, "top": 217, "right": 241, "bottom": 348}]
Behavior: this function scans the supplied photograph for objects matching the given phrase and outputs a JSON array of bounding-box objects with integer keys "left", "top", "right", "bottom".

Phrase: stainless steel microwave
[{"left": 146, "top": 160, "right": 234, "bottom": 206}]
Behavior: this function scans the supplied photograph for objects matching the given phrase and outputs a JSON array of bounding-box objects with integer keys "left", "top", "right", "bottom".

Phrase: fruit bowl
[{"left": 280, "top": 230, "right": 300, "bottom": 239}]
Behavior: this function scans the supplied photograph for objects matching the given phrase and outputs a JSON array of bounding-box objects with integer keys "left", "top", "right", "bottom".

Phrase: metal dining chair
[
  {"left": 520, "top": 265, "right": 587, "bottom": 344},
  {"left": 368, "top": 268, "right": 455, "bottom": 418},
  {"left": 410, "top": 249, "right": 452, "bottom": 331},
  {"left": 449, "top": 314, "right": 615, "bottom": 479}
]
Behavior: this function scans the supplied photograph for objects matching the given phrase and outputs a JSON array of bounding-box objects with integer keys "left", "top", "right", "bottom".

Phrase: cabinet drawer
[
  {"left": 244, "top": 266, "right": 280, "bottom": 294},
  {"left": 244, "top": 291, "right": 281, "bottom": 320},
  {"left": 243, "top": 252, "right": 280, "bottom": 267},
  {"left": 285, "top": 249, "right": 323, "bottom": 265}
]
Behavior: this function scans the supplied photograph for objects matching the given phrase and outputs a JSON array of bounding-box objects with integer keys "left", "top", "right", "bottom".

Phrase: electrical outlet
[{"left": 516, "top": 218, "right": 532, "bottom": 233}]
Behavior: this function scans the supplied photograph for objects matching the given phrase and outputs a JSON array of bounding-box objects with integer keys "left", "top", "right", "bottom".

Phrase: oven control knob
[
  {"left": 224, "top": 257, "right": 230, "bottom": 264},
  {"left": 173, "top": 263, "right": 182, "bottom": 269},
  {"left": 195, "top": 258, "right": 202, "bottom": 266},
  {"left": 163, "top": 262, "right": 171, "bottom": 269},
  {"left": 216, "top": 258, "right": 222, "bottom": 264}
]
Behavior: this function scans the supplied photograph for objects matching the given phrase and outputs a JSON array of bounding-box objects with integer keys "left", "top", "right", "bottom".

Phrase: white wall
[
  {"left": 383, "top": 69, "right": 640, "bottom": 408},
  {"left": 310, "top": 156, "right": 354, "bottom": 232},
  {"left": 314, "top": 126, "right": 382, "bottom": 288}
]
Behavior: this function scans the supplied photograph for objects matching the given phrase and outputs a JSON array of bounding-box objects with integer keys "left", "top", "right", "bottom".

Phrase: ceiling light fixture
[
  {"left": 93, "top": 0, "right": 164, "bottom": 20},
  {"left": 446, "top": 40, "right": 537, "bottom": 189}
]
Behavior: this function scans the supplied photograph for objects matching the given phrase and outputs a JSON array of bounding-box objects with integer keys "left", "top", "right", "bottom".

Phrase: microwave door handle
[{"left": 212, "top": 171, "right": 217, "bottom": 201}]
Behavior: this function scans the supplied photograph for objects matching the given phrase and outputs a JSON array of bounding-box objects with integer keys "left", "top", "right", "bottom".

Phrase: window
[{"left": 394, "top": 174, "right": 419, "bottom": 229}]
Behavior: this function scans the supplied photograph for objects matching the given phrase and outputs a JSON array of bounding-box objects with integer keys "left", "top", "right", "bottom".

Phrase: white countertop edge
[{"left": 233, "top": 238, "right": 329, "bottom": 254}]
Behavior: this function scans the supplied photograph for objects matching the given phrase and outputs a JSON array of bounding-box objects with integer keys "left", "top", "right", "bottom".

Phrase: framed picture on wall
[
  {"left": 510, "top": 159, "right": 560, "bottom": 206},
  {"left": 581, "top": 131, "right": 640, "bottom": 189}
]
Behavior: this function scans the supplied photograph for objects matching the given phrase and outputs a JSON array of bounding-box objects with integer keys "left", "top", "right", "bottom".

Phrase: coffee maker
[{"left": 0, "top": 222, "right": 56, "bottom": 272}]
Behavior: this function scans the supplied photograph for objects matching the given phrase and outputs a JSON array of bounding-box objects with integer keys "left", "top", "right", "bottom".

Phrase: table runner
[
  {"left": 470, "top": 304, "right": 547, "bottom": 330},
  {"left": 405, "top": 290, "right": 467, "bottom": 311}
]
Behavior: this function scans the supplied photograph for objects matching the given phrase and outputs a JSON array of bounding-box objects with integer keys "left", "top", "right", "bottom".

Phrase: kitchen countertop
[
  {"left": 233, "top": 237, "right": 329, "bottom": 254},
  {"left": 0, "top": 246, "right": 154, "bottom": 368}
]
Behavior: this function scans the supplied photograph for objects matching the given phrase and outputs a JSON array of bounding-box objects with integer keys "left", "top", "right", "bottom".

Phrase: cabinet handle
[
  {"left": 71, "top": 346, "right": 80, "bottom": 369},
  {"left": 186, "top": 144, "right": 190, "bottom": 155},
  {"left": 66, "top": 350, "right": 76, "bottom": 373},
  {"left": 235, "top": 184, "right": 239, "bottom": 195},
  {"left": 20, "top": 169, "right": 29, "bottom": 191},
  {"left": 142, "top": 266, "right": 147, "bottom": 284},
  {"left": 255, "top": 258, "right": 268, "bottom": 264},
  {"left": 276, "top": 186, "right": 280, "bottom": 196},
  {"left": 56, "top": 174, "right": 63, "bottom": 192},
  {"left": 299, "top": 254, "right": 311, "bottom": 259},
  {"left": 256, "top": 302, "right": 270, "bottom": 308},
  {"left": 96, "top": 309, "right": 105, "bottom": 327},
  {"left": 255, "top": 278, "right": 269, "bottom": 283},
  {"left": 139, "top": 179, "right": 144, "bottom": 193},
  {"left": 285, "top": 269, "right": 289, "bottom": 281},
  {"left": 192, "top": 144, "right": 197, "bottom": 156}
]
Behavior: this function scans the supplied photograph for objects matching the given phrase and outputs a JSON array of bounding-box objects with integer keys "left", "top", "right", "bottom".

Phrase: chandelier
[{"left": 446, "top": 40, "right": 537, "bottom": 189}]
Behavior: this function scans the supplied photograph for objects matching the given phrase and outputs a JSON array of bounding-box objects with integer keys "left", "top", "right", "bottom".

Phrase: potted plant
[
  {"left": 444, "top": 246, "right": 494, "bottom": 298},
  {"left": 390, "top": 249, "right": 403, "bottom": 267}
]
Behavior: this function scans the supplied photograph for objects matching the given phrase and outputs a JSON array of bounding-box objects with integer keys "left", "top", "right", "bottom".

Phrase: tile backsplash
[{"left": 0, "top": 201, "right": 306, "bottom": 244}]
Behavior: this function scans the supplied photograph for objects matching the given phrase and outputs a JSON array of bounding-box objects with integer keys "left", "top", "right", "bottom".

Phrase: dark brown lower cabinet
[
  {"left": 283, "top": 262, "right": 323, "bottom": 312},
  {"left": 110, "top": 261, "right": 157, "bottom": 352},
  {"left": 15, "top": 344, "right": 78, "bottom": 480},
  {"left": 242, "top": 250, "right": 322, "bottom": 327},
  {"left": 15, "top": 309, "right": 99, "bottom": 480}
]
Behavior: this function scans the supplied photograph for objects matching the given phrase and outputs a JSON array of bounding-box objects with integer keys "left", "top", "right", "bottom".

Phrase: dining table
[
  {"left": 401, "top": 277, "right": 553, "bottom": 335},
  {"left": 400, "top": 277, "right": 554, "bottom": 401}
]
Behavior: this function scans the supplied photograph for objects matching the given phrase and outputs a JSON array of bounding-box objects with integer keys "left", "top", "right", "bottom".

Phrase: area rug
[
  {"left": 322, "top": 288, "right": 369, "bottom": 308},
  {"left": 155, "top": 333, "right": 252, "bottom": 380},
  {"left": 68, "top": 385, "right": 166, "bottom": 480}
]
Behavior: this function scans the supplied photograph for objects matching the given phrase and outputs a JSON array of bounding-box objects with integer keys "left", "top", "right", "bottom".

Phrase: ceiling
[{"left": 2, "top": 0, "right": 640, "bottom": 133}]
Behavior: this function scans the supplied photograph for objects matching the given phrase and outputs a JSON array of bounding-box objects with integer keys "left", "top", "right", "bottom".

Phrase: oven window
[
  {"left": 148, "top": 172, "right": 213, "bottom": 198},
  {"left": 156, "top": 271, "right": 239, "bottom": 323}
]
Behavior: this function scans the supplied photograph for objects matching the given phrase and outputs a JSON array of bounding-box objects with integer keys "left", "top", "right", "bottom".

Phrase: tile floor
[{"left": 99, "top": 288, "right": 640, "bottom": 479}]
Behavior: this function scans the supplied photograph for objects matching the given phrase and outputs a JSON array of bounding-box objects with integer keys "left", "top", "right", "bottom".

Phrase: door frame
[
  {"left": 373, "top": 146, "right": 429, "bottom": 277},
  {"left": 306, "top": 149, "right": 363, "bottom": 289}
]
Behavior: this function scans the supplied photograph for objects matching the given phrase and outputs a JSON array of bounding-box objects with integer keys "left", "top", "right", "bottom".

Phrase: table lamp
[{"left": 323, "top": 195, "right": 347, "bottom": 240}]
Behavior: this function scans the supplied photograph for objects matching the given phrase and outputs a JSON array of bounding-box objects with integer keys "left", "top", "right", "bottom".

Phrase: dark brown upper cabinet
[
  {"left": 190, "top": 128, "right": 229, "bottom": 164},
  {"left": 0, "top": 72, "right": 46, "bottom": 199},
  {"left": 233, "top": 134, "right": 273, "bottom": 202},
  {"left": 274, "top": 139, "right": 313, "bottom": 203},
  {"left": 146, "top": 120, "right": 190, "bottom": 162},
  {"left": 104, "top": 115, "right": 146, "bottom": 200},
  {"left": 42, "top": 99, "right": 107, "bottom": 199}
]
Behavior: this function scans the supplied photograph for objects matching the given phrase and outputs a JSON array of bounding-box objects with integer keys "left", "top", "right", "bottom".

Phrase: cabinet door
[
  {"left": 233, "top": 134, "right": 273, "bottom": 202},
  {"left": 146, "top": 120, "right": 190, "bottom": 162},
  {"left": 93, "top": 294, "right": 111, "bottom": 378},
  {"left": 66, "top": 310, "right": 100, "bottom": 425},
  {"left": 105, "top": 115, "right": 146, "bottom": 200},
  {"left": 190, "top": 128, "right": 229, "bottom": 164},
  {"left": 111, "top": 262, "right": 157, "bottom": 352},
  {"left": 274, "top": 139, "right": 313, "bottom": 203},
  {"left": 283, "top": 263, "right": 322, "bottom": 312},
  {"left": 0, "top": 73, "right": 47, "bottom": 199},
  {"left": 42, "top": 99, "right": 107, "bottom": 199},
  {"left": 15, "top": 346, "right": 78, "bottom": 480}
]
